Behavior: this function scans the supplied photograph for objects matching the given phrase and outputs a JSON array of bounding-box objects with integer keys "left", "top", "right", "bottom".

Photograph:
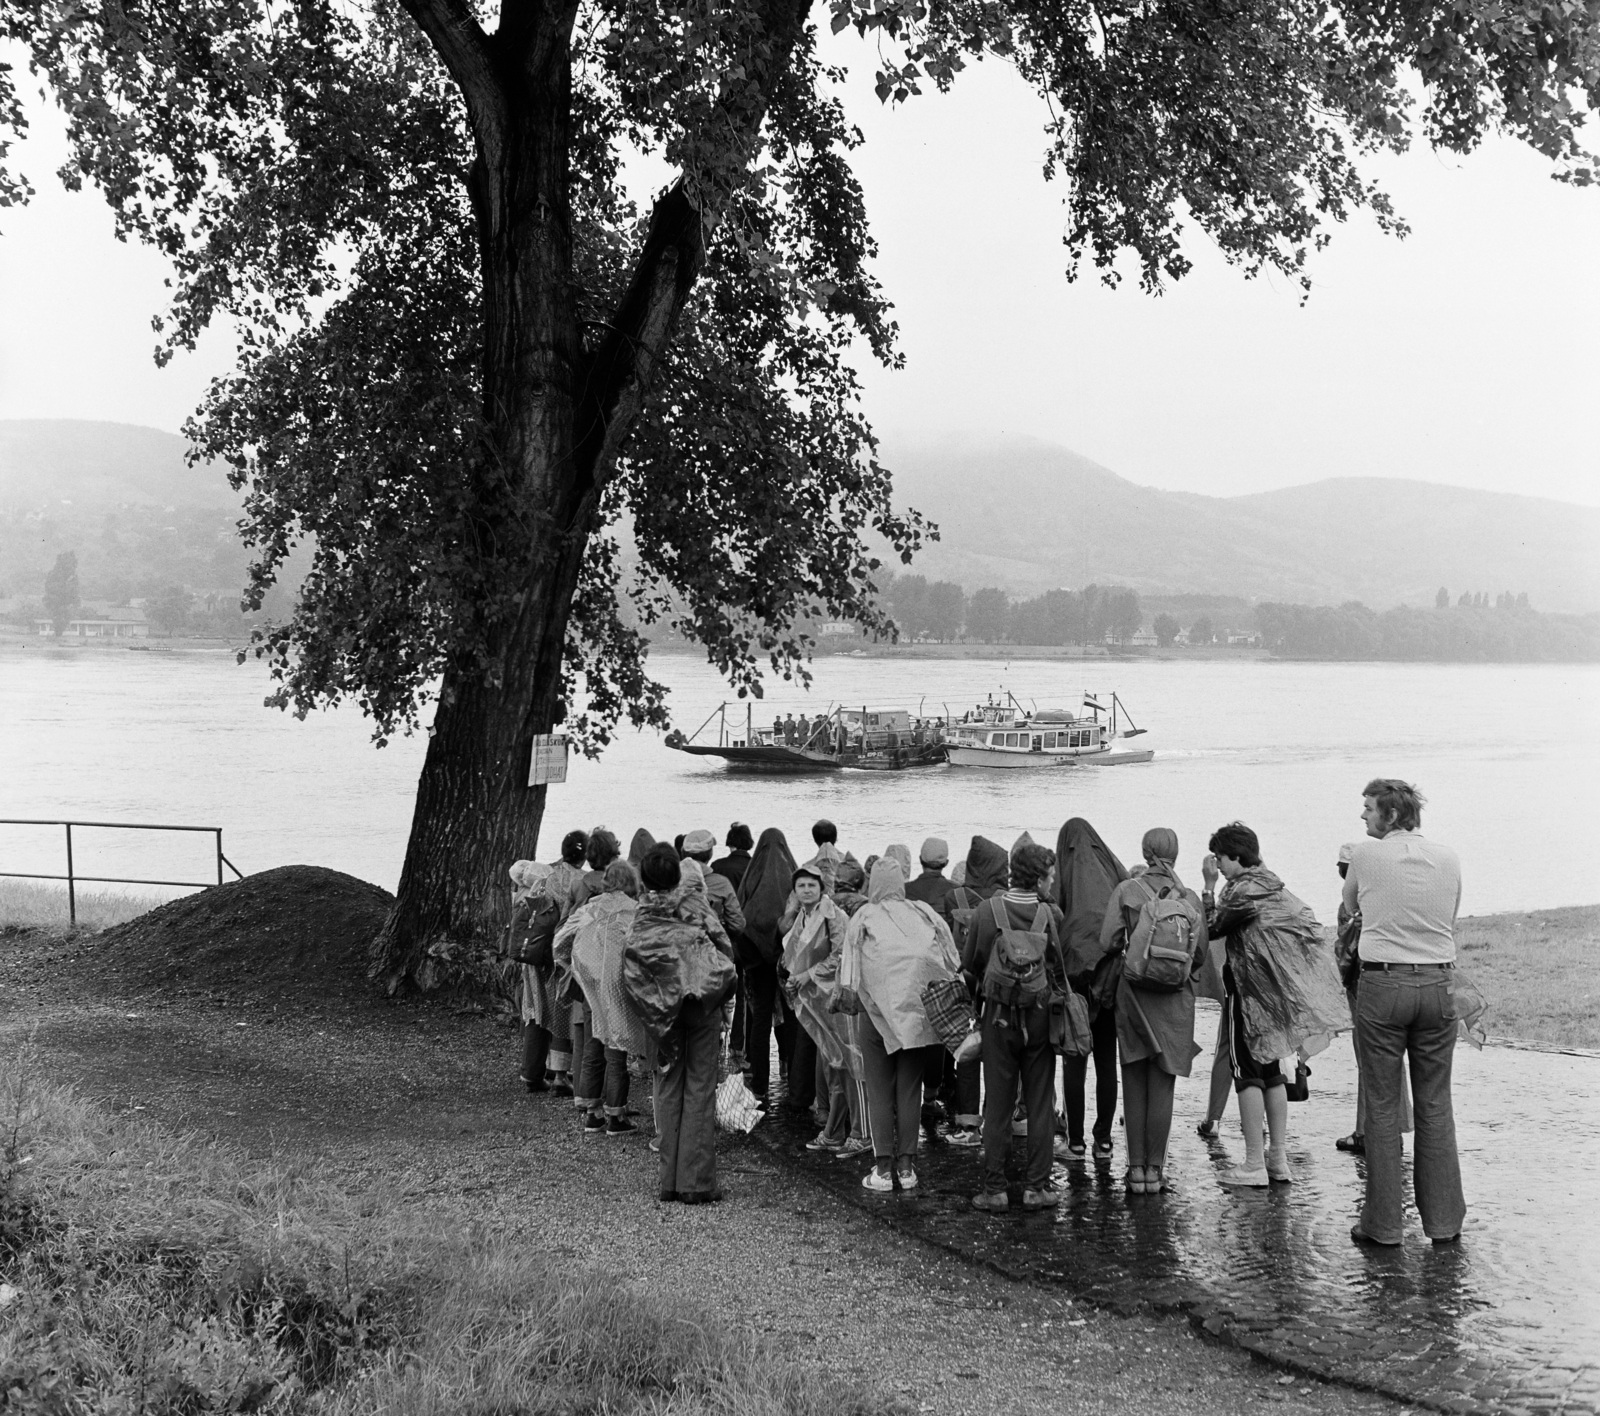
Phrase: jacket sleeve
[
  {"left": 1098, "top": 883, "right": 1130, "bottom": 957},
  {"left": 1206, "top": 888, "right": 1258, "bottom": 940},
  {"left": 716, "top": 877, "right": 747, "bottom": 938},
  {"left": 692, "top": 898, "right": 735, "bottom": 961}
]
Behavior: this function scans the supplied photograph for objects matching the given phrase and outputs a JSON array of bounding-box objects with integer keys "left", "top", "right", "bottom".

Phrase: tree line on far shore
[
  {"left": 880, "top": 575, "right": 1147, "bottom": 645},
  {"left": 1255, "top": 596, "right": 1600, "bottom": 662},
  {"left": 875, "top": 573, "right": 1600, "bottom": 661}
]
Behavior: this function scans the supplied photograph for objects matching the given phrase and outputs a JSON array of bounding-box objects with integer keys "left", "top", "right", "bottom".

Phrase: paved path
[{"left": 757, "top": 1004, "right": 1600, "bottom": 1416}]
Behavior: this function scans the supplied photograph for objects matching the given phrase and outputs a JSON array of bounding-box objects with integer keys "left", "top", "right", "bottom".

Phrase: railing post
[
  {"left": 65, "top": 822, "right": 76, "bottom": 927},
  {"left": 216, "top": 830, "right": 224, "bottom": 887}
]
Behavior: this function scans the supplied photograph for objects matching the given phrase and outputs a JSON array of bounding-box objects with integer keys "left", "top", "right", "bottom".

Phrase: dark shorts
[{"left": 1228, "top": 987, "right": 1284, "bottom": 1094}]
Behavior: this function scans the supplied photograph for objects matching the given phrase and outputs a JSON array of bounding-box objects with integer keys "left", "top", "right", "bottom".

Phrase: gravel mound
[{"left": 89, "top": 865, "right": 393, "bottom": 999}]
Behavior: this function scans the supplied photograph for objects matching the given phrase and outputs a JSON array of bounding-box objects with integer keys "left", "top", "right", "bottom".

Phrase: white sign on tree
[{"left": 529, "top": 734, "right": 569, "bottom": 787}]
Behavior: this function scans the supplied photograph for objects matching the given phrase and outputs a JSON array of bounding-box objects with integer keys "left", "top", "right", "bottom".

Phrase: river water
[{"left": 1, "top": 645, "right": 1596, "bottom": 919}]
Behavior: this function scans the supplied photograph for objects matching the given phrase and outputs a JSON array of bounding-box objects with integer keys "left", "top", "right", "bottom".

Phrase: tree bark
[{"left": 374, "top": 0, "right": 811, "bottom": 990}]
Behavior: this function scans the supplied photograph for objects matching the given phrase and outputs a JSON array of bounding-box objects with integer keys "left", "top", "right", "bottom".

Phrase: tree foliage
[
  {"left": 42, "top": 551, "right": 78, "bottom": 637},
  {"left": 1153, "top": 612, "right": 1181, "bottom": 647},
  {"left": 1256, "top": 599, "right": 1598, "bottom": 660},
  {"left": 965, "top": 586, "right": 1010, "bottom": 643}
]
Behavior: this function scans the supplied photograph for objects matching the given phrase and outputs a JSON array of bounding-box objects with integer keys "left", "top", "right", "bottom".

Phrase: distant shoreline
[{"left": 4, "top": 629, "right": 1594, "bottom": 666}]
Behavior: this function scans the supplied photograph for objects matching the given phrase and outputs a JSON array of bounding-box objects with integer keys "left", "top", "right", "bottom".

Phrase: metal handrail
[{"left": 0, "top": 818, "right": 244, "bottom": 926}]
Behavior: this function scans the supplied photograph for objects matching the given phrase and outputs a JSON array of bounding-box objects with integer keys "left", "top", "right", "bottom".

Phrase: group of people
[{"left": 509, "top": 778, "right": 1470, "bottom": 1244}]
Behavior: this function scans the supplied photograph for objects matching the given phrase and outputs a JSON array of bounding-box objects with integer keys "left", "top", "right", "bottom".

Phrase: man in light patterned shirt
[{"left": 1342, "top": 779, "right": 1465, "bottom": 1248}]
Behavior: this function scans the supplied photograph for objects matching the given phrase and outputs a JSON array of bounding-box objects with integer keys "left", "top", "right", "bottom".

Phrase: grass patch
[
  {"left": 1455, "top": 905, "right": 1600, "bottom": 1049},
  {"left": 0, "top": 1047, "right": 901, "bottom": 1416},
  {"left": 0, "top": 879, "right": 165, "bottom": 932}
]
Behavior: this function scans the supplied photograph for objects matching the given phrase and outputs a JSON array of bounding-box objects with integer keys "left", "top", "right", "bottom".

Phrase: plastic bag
[
  {"left": 716, "top": 1071, "right": 764, "bottom": 1133},
  {"left": 1446, "top": 968, "right": 1490, "bottom": 1049}
]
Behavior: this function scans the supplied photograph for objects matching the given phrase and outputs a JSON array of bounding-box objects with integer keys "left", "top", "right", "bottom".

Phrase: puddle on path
[{"left": 755, "top": 1017, "right": 1600, "bottom": 1416}]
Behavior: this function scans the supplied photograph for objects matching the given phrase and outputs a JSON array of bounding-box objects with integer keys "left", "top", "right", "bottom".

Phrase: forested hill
[
  {"left": 0, "top": 420, "right": 235, "bottom": 509},
  {"left": 4, "top": 420, "right": 1597, "bottom": 617},
  {"left": 883, "top": 433, "right": 1600, "bottom": 614}
]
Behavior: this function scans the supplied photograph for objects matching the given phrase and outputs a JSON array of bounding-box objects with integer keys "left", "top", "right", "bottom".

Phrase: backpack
[
  {"left": 949, "top": 885, "right": 984, "bottom": 954},
  {"left": 501, "top": 895, "right": 560, "bottom": 969},
  {"left": 1122, "top": 880, "right": 1200, "bottom": 993},
  {"left": 981, "top": 896, "right": 1053, "bottom": 1011}
]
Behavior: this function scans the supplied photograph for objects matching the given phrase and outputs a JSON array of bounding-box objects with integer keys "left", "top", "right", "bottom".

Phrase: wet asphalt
[{"left": 752, "top": 1005, "right": 1600, "bottom": 1416}]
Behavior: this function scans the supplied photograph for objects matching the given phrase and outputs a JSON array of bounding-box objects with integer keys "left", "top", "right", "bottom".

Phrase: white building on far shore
[{"left": 35, "top": 602, "right": 150, "bottom": 638}]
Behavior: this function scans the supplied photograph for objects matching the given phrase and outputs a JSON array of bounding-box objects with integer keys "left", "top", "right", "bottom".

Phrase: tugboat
[
  {"left": 667, "top": 703, "right": 946, "bottom": 772},
  {"left": 943, "top": 692, "right": 1153, "bottom": 769}
]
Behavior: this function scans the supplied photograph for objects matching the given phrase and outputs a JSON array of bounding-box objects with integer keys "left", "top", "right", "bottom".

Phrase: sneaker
[
  {"left": 1219, "top": 1166, "right": 1270, "bottom": 1187},
  {"left": 1196, "top": 1118, "right": 1219, "bottom": 1139},
  {"left": 862, "top": 1164, "right": 894, "bottom": 1193},
  {"left": 1021, "top": 1186, "right": 1060, "bottom": 1210},
  {"left": 582, "top": 1113, "right": 607, "bottom": 1135},
  {"left": 1265, "top": 1149, "right": 1292, "bottom": 1183},
  {"left": 945, "top": 1125, "right": 982, "bottom": 1149},
  {"left": 896, "top": 1159, "right": 919, "bottom": 1191},
  {"left": 604, "top": 1116, "right": 638, "bottom": 1137},
  {"left": 550, "top": 1077, "right": 574, "bottom": 1098},
  {"left": 806, "top": 1133, "right": 843, "bottom": 1152},
  {"left": 835, "top": 1136, "right": 871, "bottom": 1158},
  {"left": 971, "top": 1190, "right": 1010, "bottom": 1213},
  {"left": 1092, "top": 1139, "right": 1114, "bottom": 1164},
  {"left": 1052, "top": 1134, "right": 1078, "bottom": 1161}
]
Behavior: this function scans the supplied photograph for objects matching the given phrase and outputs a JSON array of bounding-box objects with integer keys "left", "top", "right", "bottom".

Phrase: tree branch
[
  {"left": 397, "top": 0, "right": 504, "bottom": 149},
  {"left": 568, "top": 0, "right": 814, "bottom": 518}
]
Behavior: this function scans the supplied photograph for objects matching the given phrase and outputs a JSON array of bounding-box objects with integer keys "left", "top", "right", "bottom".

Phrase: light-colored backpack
[{"left": 1122, "top": 881, "right": 1200, "bottom": 993}]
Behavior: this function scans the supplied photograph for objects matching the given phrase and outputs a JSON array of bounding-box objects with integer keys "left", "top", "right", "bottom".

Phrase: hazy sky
[{"left": 2, "top": 30, "right": 1597, "bottom": 506}]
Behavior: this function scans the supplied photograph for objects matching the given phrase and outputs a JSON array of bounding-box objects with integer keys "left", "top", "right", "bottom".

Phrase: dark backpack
[
  {"left": 501, "top": 895, "right": 560, "bottom": 969},
  {"left": 981, "top": 896, "right": 1052, "bottom": 1010},
  {"left": 1122, "top": 880, "right": 1199, "bottom": 993},
  {"left": 949, "top": 885, "right": 984, "bottom": 954}
]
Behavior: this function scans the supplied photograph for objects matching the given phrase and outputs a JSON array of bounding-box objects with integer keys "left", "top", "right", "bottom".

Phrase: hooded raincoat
[
  {"left": 840, "top": 860, "right": 960, "bottom": 1054},
  {"left": 627, "top": 829, "right": 657, "bottom": 869},
  {"left": 622, "top": 875, "right": 736, "bottom": 1071},
  {"left": 1055, "top": 818, "right": 1130, "bottom": 1010},
  {"left": 567, "top": 890, "right": 649, "bottom": 1056},
  {"left": 1207, "top": 866, "right": 1348, "bottom": 1061},
  {"left": 961, "top": 837, "right": 1009, "bottom": 897},
  {"left": 780, "top": 891, "right": 859, "bottom": 1074},
  {"left": 736, "top": 828, "right": 798, "bottom": 967},
  {"left": 513, "top": 862, "right": 557, "bottom": 1028}
]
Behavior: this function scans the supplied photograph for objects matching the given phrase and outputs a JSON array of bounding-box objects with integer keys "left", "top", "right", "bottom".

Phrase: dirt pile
[{"left": 88, "top": 865, "right": 393, "bottom": 1000}]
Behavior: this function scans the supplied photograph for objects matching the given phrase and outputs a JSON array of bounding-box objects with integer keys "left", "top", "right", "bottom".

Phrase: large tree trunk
[
  {"left": 373, "top": 540, "right": 586, "bottom": 992},
  {"left": 374, "top": 0, "right": 810, "bottom": 990},
  {"left": 374, "top": 5, "right": 588, "bottom": 991}
]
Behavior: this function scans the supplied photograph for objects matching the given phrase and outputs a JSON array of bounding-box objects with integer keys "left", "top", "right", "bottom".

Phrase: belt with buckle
[{"left": 1360, "top": 960, "right": 1454, "bottom": 972}]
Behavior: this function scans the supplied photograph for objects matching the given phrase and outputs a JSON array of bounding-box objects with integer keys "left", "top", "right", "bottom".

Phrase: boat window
[
  {"left": 1005, "top": 732, "right": 1019, "bottom": 747},
  {"left": 1044, "top": 732, "right": 1058, "bottom": 748}
]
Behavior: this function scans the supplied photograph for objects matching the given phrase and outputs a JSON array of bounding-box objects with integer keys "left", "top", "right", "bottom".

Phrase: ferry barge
[{"left": 667, "top": 703, "right": 946, "bottom": 772}]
